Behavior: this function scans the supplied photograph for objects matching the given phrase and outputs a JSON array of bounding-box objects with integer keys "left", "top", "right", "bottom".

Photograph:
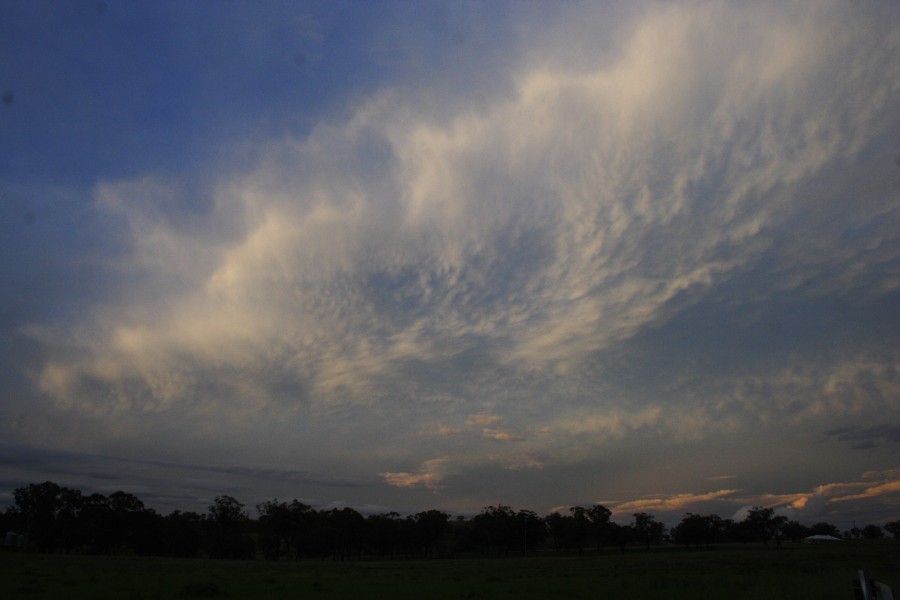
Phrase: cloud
[
  {"left": 729, "top": 471, "right": 900, "bottom": 524},
  {"left": 481, "top": 428, "right": 523, "bottom": 442},
  {"left": 597, "top": 469, "right": 900, "bottom": 525},
  {"left": 0, "top": 442, "right": 371, "bottom": 514},
  {"left": 28, "top": 1, "right": 897, "bottom": 427},
  {"left": 825, "top": 424, "right": 900, "bottom": 449},
  {"left": 611, "top": 489, "right": 740, "bottom": 516},
  {"left": 497, "top": 453, "right": 547, "bottom": 471},
  {"left": 8, "top": 0, "right": 900, "bottom": 515},
  {"left": 544, "top": 407, "right": 663, "bottom": 442},
  {"left": 830, "top": 479, "right": 900, "bottom": 504},
  {"left": 466, "top": 413, "right": 503, "bottom": 427},
  {"left": 380, "top": 457, "right": 453, "bottom": 491},
  {"left": 419, "top": 425, "right": 464, "bottom": 437}
]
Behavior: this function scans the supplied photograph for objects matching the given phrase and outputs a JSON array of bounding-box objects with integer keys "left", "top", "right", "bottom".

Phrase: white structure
[{"left": 803, "top": 534, "right": 841, "bottom": 542}]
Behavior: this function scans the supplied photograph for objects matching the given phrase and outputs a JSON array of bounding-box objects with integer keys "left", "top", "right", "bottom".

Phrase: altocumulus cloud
[{"left": 9, "top": 0, "right": 900, "bottom": 515}]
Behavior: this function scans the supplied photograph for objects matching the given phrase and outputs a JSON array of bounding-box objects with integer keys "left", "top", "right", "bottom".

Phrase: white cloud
[{"left": 19, "top": 1, "right": 900, "bottom": 505}]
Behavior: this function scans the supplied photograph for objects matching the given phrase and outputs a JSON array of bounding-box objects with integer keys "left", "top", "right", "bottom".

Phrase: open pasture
[{"left": 3, "top": 542, "right": 898, "bottom": 599}]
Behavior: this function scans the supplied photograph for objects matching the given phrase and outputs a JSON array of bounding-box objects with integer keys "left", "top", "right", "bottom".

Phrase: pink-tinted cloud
[
  {"left": 831, "top": 480, "right": 900, "bottom": 504},
  {"left": 380, "top": 457, "right": 452, "bottom": 491},
  {"left": 416, "top": 424, "right": 464, "bottom": 437},
  {"left": 466, "top": 413, "right": 503, "bottom": 427},
  {"left": 481, "top": 428, "right": 524, "bottom": 442},
  {"left": 611, "top": 489, "right": 740, "bottom": 516}
]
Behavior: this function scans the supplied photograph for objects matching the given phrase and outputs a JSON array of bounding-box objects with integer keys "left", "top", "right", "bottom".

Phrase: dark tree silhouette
[
  {"left": 809, "top": 522, "right": 841, "bottom": 537},
  {"left": 632, "top": 512, "right": 665, "bottom": 548},
  {"left": 673, "top": 513, "right": 710, "bottom": 549},
  {"left": 472, "top": 505, "right": 519, "bottom": 554},
  {"left": 781, "top": 520, "right": 811, "bottom": 543},
  {"left": 885, "top": 520, "right": 900, "bottom": 541},
  {"left": 516, "top": 509, "right": 546, "bottom": 553},
  {"left": 14, "top": 481, "right": 64, "bottom": 552},
  {"left": 743, "top": 507, "right": 787, "bottom": 547},
  {"left": 861, "top": 524, "right": 883, "bottom": 540},
  {"left": 162, "top": 510, "right": 204, "bottom": 557},
  {"left": 365, "top": 512, "right": 403, "bottom": 557},
  {"left": 586, "top": 504, "right": 613, "bottom": 551},
  {"left": 256, "top": 499, "right": 293, "bottom": 559},
  {"left": 80, "top": 493, "right": 114, "bottom": 554},
  {"left": 207, "top": 495, "right": 254, "bottom": 559},
  {"left": 107, "top": 491, "right": 158, "bottom": 554},
  {"left": 545, "top": 507, "right": 592, "bottom": 553},
  {"left": 610, "top": 522, "right": 634, "bottom": 553},
  {"left": 3, "top": 480, "right": 893, "bottom": 562},
  {"left": 411, "top": 509, "right": 450, "bottom": 556},
  {"left": 323, "top": 507, "right": 366, "bottom": 560},
  {"left": 56, "top": 487, "right": 84, "bottom": 553}
]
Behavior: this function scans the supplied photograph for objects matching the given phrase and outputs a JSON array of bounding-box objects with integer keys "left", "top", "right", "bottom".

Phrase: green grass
[{"left": 3, "top": 542, "right": 898, "bottom": 599}]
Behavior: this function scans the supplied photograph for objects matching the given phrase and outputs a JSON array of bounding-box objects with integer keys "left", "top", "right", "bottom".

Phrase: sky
[{"left": 1, "top": 0, "right": 899, "bottom": 528}]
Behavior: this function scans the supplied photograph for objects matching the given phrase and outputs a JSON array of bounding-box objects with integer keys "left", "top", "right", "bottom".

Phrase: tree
[
  {"left": 703, "top": 514, "right": 727, "bottom": 546},
  {"left": 0, "top": 505, "right": 24, "bottom": 545},
  {"left": 610, "top": 522, "right": 634, "bottom": 553},
  {"left": 632, "top": 512, "right": 665, "bottom": 548},
  {"left": 14, "top": 481, "right": 64, "bottom": 552},
  {"left": 412, "top": 509, "right": 450, "bottom": 556},
  {"left": 516, "top": 509, "right": 546, "bottom": 554},
  {"left": 472, "top": 505, "right": 520, "bottom": 554},
  {"left": 673, "top": 513, "right": 708, "bottom": 549},
  {"left": 861, "top": 524, "right": 883, "bottom": 540},
  {"left": 781, "top": 520, "right": 811, "bottom": 543},
  {"left": 586, "top": 505, "right": 613, "bottom": 551},
  {"left": 884, "top": 520, "right": 900, "bottom": 541},
  {"left": 207, "top": 495, "right": 254, "bottom": 559},
  {"left": 108, "top": 491, "right": 155, "bottom": 553},
  {"left": 743, "top": 507, "right": 787, "bottom": 547},
  {"left": 163, "top": 510, "right": 203, "bottom": 557},
  {"left": 80, "top": 493, "right": 114, "bottom": 554},
  {"left": 566, "top": 507, "right": 592, "bottom": 553},
  {"left": 365, "top": 512, "right": 403, "bottom": 556},
  {"left": 809, "top": 522, "right": 840, "bottom": 538},
  {"left": 324, "top": 507, "right": 366, "bottom": 560},
  {"left": 256, "top": 499, "right": 293, "bottom": 560},
  {"left": 56, "top": 487, "right": 85, "bottom": 553},
  {"left": 284, "top": 500, "right": 318, "bottom": 558},
  {"left": 544, "top": 508, "right": 590, "bottom": 553}
]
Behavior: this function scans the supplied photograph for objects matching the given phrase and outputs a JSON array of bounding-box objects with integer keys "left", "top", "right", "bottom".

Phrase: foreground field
[{"left": 3, "top": 542, "right": 898, "bottom": 599}]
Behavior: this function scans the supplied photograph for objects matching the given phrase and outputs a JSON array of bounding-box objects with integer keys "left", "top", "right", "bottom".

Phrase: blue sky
[{"left": 2, "top": 0, "right": 899, "bottom": 528}]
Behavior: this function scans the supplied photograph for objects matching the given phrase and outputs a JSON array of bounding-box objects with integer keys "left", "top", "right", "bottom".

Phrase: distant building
[{"left": 804, "top": 534, "right": 841, "bottom": 543}]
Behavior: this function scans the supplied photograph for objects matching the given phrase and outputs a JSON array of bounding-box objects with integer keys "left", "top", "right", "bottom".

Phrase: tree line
[{"left": 2, "top": 481, "right": 898, "bottom": 560}]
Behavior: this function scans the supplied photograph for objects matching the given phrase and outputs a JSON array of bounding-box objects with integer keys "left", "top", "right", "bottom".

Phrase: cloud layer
[{"left": 3, "top": 0, "right": 899, "bottom": 519}]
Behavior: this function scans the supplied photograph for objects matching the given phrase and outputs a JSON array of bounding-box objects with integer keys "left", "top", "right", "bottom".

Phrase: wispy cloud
[
  {"left": 825, "top": 424, "right": 900, "bottom": 450},
  {"left": 4, "top": 0, "right": 899, "bottom": 518},
  {"left": 380, "top": 458, "right": 453, "bottom": 491},
  {"left": 419, "top": 425, "right": 464, "bottom": 438},
  {"left": 481, "top": 428, "right": 524, "bottom": 442},
  {"left": 611, "top": 490, "right": 740, "bottom": 516},
  {"left": 31, "top": 1, "right": 899, "bottom": 425},
  {"left": 466, "top": 414, "right": 503, "bottom": 427}
]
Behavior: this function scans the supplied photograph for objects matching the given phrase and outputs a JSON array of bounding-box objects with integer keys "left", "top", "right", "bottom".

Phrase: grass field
[{"left": 3, "top": 542, "right": 898, "bottom": 599}]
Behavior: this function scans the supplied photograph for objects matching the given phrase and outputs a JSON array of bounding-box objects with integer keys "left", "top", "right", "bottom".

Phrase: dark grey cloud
[
  {"left": 0, "top": 443, "right": 371, "bottom": 514},
  {"left": 825, "top": 425, "right": 900, "bottom": 450}
]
